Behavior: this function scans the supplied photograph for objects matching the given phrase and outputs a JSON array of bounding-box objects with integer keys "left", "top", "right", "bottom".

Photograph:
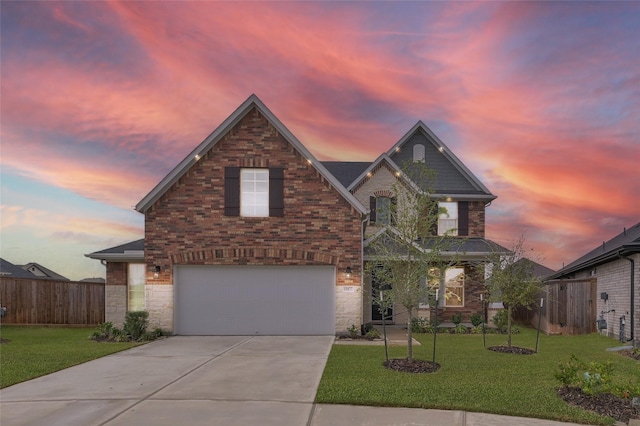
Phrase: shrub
[
  {"left": 124, "top": 311, "right": 150, "bottom": 341},
  {"left": 347, "top": 324, "right": 359, "bottom": 338},
  {"left": 492, "top": 309, "right": 509, "bottom": 330},
  {"left": 451, "top": 312, "right": 463, "bottom": 325},
  {"left": 411, "top": 317, "right": 430, "bottom": 333},
  {"left": 365, "top": 328, "right": 380, "bottom": 340},
  {"left": 470, "top": 313, "right": 483, "bottom": 327},
  {"left": 471, "top": 325, "right": 484, "bottom": 334},
  {"left": 453, "top": 323, "right": 468, "bottom": 334},
  {"left": 555, "top": 355, "right": 616, "bottom": 396}
]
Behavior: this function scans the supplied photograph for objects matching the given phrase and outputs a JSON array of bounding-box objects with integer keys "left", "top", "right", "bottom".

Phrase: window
[
  {"left": 428, "top": 267, "right": 465, "bottom": 307},
  {"left": 438, "top": 201, "right": 458, "bottom": 236},
  {"left": 128, "top": 264, "right": 145, "bottom": 311},
  {"left": 413, "top": 144, "right": 425, "bottom": 162},
  {"left": 241, "top": 169, "right": 269, "bottom": 217},
  {"left": 369, "top": 196, "right": 396, "bottom": 225},
  {"left": 224, "top": 167, "right": 284, "bottom": 217}
]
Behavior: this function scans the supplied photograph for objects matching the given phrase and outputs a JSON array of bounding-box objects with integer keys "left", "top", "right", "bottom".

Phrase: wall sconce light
[
  {"left": 153, "top": 265, "right": 161, "bottom": 279},
  {"left": 345, "top": 267, "right": 352, "bottom": 278}
]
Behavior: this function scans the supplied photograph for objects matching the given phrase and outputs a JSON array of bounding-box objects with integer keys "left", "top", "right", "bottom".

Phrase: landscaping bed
[{"left": 558, "top": 386, "right": 639, "bottom": 424}]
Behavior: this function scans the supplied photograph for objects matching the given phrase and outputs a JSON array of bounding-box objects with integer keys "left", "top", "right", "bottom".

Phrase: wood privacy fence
[
  {"left": 0, "top": 277, "right": 104, "bottom": 325},
  {"left": 515, "top": 278, "right": 597, "bottom": 335}
]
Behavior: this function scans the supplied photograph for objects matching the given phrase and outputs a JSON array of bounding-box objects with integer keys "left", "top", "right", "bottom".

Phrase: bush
[
  {"left": 365, "top": 328, "right": 380, "bottom": 340},
  {"left": 451, "top": 312, "right": 463, "bottom": 325},
  {"left": 411, "top": 317, "right": 430, "bottom": 333},
  {"left": 492, "top": 309, "right": 509, "bottom": 330},
  {"left": 470, "top": 313, "right": 483, "bottom": 327},
  {"left": 555, "top": 355, "right": 617, "bottom": 396},
  {"left": 453, "top": 323, "right": 468, "bottom": 334},
  {"left": 347, "top": 324, "right": 359, "bottom": 338},
  {"left": 124, "top": 311, "right": 150, "bottom": 341}
]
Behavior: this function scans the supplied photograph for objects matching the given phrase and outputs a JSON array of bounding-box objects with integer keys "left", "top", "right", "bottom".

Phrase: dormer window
[{"left": 413, "top": 144, "right": 425, "bottom": 162}]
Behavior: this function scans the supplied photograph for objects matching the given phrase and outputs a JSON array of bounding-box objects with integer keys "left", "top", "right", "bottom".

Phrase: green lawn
[
  {"left": 0, "top": 325, "right": 142, "bottom": 388},
  {"left": 316, "top": 328, "right": 638, "bottom": 425}
]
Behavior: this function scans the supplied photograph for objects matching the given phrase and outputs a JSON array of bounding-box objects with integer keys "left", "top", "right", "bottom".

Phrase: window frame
[
  {"left": 127, "top": 263, "right": 146, "bottom": 312},
  {"left": 438, "top": 201, "right": 458, "bottom": 236},
  {"left": 240, "top": 168, "right": 270, "bottom": 217},
  {"left": 428, "top": 266, "right": 465, "bottom": 308}
]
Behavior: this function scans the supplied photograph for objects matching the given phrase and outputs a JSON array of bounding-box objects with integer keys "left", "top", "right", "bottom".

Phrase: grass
[
  {"left": 316, "top": 327, "right": 639, "bottom": 425},
  {"left": 0, "top": 325, "right": 142, "bottom": 388}
]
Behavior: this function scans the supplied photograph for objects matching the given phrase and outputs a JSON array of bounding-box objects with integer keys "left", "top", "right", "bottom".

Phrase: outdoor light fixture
[
  {"left": 153, "top": 265, "right": 161, "bottom": 279},
  {"left": 345, "top": 267, "right": 352, "bottom": 278}
]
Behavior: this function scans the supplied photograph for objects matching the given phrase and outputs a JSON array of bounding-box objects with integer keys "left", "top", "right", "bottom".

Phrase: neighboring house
[
  {"left": 546, "top": 223, "right": 639, "bottom": 346},
  {"left": 0, "top": 258, "right": 69, "bottom": 281},
  {"left": 87, "top": 94, "right": 504, "bottom": 335}
]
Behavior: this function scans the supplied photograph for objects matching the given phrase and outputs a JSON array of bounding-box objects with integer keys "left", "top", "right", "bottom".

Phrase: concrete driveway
[{"left": 0, "top": 335, "right": 333, "bottom": 426}]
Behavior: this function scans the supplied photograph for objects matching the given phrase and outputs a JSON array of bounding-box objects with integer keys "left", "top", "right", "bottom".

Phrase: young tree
[
  {"left": 365, "top": 163, "right": 459, "bottom": 362},
  {"left": 485, "top": 236, "right": 543, "bottom": 348}
]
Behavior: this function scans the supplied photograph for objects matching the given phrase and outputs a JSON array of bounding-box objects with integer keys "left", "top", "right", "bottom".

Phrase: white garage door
[{"left": 174, "top": 265, "right": 335, "bottom": 335}]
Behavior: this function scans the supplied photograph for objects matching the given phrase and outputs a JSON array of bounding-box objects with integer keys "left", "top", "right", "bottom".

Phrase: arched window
[{"left": 413, "top": 144, "right": 425, "bottom": 162}]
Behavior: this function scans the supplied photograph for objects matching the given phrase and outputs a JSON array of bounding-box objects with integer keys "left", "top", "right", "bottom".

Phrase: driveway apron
[{"left": 0, "top": 335, "right": 334, "bottom": 426}]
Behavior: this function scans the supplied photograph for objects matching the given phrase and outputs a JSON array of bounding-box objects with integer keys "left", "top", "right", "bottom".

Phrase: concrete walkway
[{"left": 0, "top": 335, "right": 606, "bottom": 425}]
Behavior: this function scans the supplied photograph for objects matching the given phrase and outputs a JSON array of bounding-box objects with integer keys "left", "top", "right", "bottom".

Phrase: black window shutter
[
  {"left": 369, "top": 196, "right": 377, "bottom": 223},
  {"left": 458, "top": 201, "right": 469, "bottom": 236},
  {"left": 224, "top": 167, "right": 240, "bottom": 216},
  {"left": 269, "top": 168, "right": 284, "bottom": 217},
  {"left": 429, "top": 204, "right": 439, "bottom": 236},
  {"left": 390, "top": 197, "right": 397, "bottom": 225}
]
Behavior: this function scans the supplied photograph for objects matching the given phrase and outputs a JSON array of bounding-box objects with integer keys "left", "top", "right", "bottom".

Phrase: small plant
[
  {"left": 347, "top": 324, "right": 359, "bottom": 338},
  {"left": 451, "top": 312, "right": 463, "bottom": 325},
  {"left": 411, "top": 317, "right": 430, "bottom": 333},
  {"left": 555, "top": 355, "right": 616, "bottom": 396},
  {"left": 453, "top": 323, "right": 468, "bottom": 334},
  {"left": 124, "top": 311, "right": 150, "bottom": 341},
  {"left": 492, "top": 309, "right": 509, "bottom": 331},
  {"left": 365, "top": 328, "right": 380, "bottom": 340},
  {"left": 362, "top": 323, "right": 375, "bottom": 334},
  {"left": 470, "top": 313, "right": 483, "bottom": 327}
]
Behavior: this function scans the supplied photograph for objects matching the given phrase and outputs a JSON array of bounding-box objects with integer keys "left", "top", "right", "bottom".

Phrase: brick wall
[{"left": 143, "top": 108, "right": 363, "bottom": 332}]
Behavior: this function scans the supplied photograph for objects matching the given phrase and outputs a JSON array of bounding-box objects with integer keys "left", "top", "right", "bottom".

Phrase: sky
[{"left": 1, "top": 1, "right": 639, "bottom": 280}]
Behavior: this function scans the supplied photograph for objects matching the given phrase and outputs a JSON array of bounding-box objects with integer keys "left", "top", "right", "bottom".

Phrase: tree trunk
[
  {"left": 407, "top": 312, "right": 413, "bottom": 362},
  {"left": 507, "top": 305, "right": 513, "bottom": 348}
]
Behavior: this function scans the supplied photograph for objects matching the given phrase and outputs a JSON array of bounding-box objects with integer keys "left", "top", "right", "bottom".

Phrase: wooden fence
[
  {"left": 0, "top": 277, "right": 104, "bottom": 325},
  {"left": 515, "top": 278, "right": 597, "bottom": 335}
]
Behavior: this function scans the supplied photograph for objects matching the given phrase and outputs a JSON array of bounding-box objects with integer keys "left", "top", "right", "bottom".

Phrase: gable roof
[
  {"left": 321, "top": 161, "right": 371, "bottom": 187},
  {"left": 135, "top": 94, "right": 367, "bottom": 216},
  {"left": 513, "top": 258, "right": 555, "bottom": 279},
  {"left": 85, "top": 239, "right": 145, "bottom": 262},
  {"left": 0, "top": 258, "right": 36, "bottom": 279},
  {"left": 386, "top": 122, "right": 496, "bottom": 200},
  {"left": 547, "top": 222, "right": 640, "bottom": 280},
  {"left": 19, "top": 262, "right": 69, "bottom": 281}
]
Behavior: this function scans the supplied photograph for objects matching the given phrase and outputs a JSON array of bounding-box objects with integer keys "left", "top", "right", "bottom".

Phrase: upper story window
[
  {"left": 413, "top": 144, "right": 425, "bottom": 162},
  {"left": 370, "top": 196, "right": 396, "bottom": 225},
  {"left": 241, "top": 169, "right": 269, "bottom": 217},
  {"left": 224, "top": 167, "right": 284, "bottom": 217},
  {"left": 438, "top": 201, "right": 458, "bottom": 236}
]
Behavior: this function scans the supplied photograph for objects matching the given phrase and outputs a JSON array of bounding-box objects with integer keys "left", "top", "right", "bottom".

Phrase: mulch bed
[
  {"left": 384, "top": 358, "right": 441, "bottom": 373},
  {"left": 558, "top": 386, "right": 639, "bottom": 424},
  {"left": 0, "top": 338, "right": 9, "bottom": 344},
  {"left": 488, "top": 345, "right": 536, "bottom": 355},
  {"left": 620, "top": 349, "right": 640, "bottom": 361}
]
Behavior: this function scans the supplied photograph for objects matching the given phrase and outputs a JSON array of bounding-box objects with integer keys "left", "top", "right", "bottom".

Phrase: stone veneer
[{"left": 141, "top": 108, "right": 364, "bottom": 333}]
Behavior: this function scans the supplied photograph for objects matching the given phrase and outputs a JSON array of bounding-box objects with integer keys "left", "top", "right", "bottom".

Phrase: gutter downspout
[{"left": 620, "top": 252, "right": 635, "bottom": 343}]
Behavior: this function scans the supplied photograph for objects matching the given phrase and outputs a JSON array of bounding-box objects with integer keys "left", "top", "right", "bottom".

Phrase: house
[
  {"left": 546, "top": 223, "right": 639, "bottom": 346},
  {"left": 87, "top": 94, "right": 503, "bottom": 335},
  {"left": 0, "top": 258, "right": 69, "bottom": 281}
]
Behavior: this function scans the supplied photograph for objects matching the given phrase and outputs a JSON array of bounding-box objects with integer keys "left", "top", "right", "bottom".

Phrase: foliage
[
  {"left": 0, "top": 326, "right": 140, "bottom": 388},
  {"left": 484, "top": 236, "right": 543, "bottom": 348},
  {"left": 365, "top": 328, "right": 381, "bottom": 340},
  {"left": 470, "top": 313, "right": 483, "bottom": 327},
  {"left": 554, "top": 354, "right": 636, "bottom": 398},
  {"left": 492, "top": 309, "right": 509, "bottom": 330},
  {"left": 411, "top": 317, "right": 430, "bottom": 333},
  {"left": 365, "top": 162, "right": 460, "bottom": 362},
  {"left": 452, "top": 323, "right": 468, "bottom": 334},
  {"left": 471, "top": 325, "right": 484, "bottom": 334},
  {"left": 451, "top": 312, "right": 463, "bottom": 325},
  {"left": 123, "top": 311, "right": 149, "bottom": 341},
  {"left": 347, "top": 324, "right": 359, "bottom": 338},
  {"left": 317, "top": 328, "right": 639, "bottom": 425}
]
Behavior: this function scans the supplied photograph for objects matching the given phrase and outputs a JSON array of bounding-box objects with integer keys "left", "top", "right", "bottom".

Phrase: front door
[{"left": 371, "top": 268, "right": 393, "bottom": 322}]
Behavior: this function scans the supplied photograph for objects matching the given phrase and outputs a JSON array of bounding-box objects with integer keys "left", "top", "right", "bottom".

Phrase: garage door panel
[{"left": 175, "top": 265, "right": 335, "bottom": 335}]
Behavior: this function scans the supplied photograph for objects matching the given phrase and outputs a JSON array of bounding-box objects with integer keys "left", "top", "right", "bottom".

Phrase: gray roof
[
  {"left": 135, "top": 94, "right": 367, "bottom": 216},
  {"left": 0, "top": 258, "right": 37, "bottom": 279},
  {"left": 19, "top": 262, "right": 69, "bottom": 281},
  {"left": 547, "top": 222, "right": 640, "bottom": 280},
  {"left": 85, "top": 239, "right": 145, "bottom": 262},
  {"left": 321, "top": 162, "right": 371, "bottom": 187},
  {"left": 513, "top": 258, "right": 555, "bottom": 279},
  {"left": 387, "top": 122, "right": 496, "bottom": 200}
]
